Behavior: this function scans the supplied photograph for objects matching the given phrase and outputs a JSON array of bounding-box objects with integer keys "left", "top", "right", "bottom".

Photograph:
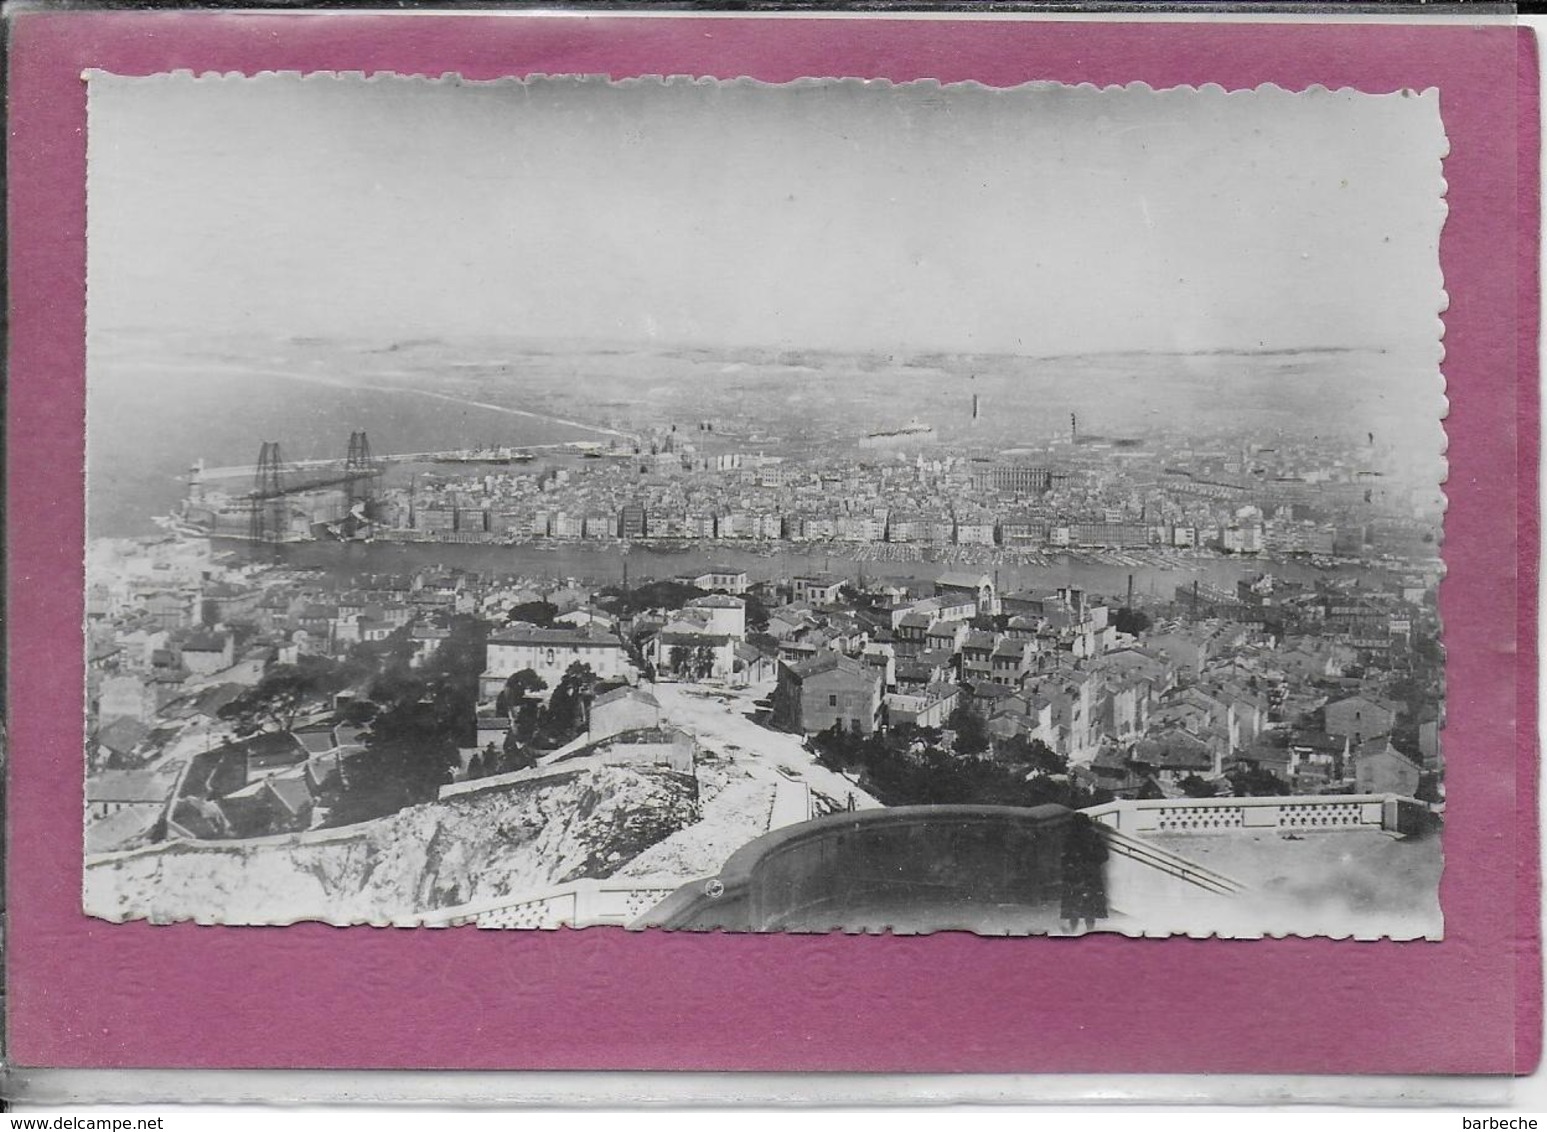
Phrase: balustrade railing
[
  {"left": 410, "top": 879, "right": 678, "bottom": 929},
  {"left": 1082, "top": 793, "right": 1415, "bottom": 836}
]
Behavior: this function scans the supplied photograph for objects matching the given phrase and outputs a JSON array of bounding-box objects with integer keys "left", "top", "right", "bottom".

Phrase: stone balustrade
[
  {"left": 1083, "top": 793, "right": 1419, "bottom": 836},
  {"left": 412, "top": 879, "right": 678, "bottom": 929}
]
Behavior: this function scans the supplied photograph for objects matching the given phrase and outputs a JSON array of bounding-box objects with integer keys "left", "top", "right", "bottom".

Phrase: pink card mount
[{"left": 5, "top": 10, "right": 1538, "bottom": 1086}]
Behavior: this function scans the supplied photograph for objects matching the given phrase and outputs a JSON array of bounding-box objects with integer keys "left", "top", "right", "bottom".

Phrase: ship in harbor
[
  {"left": 429, "top": 446, "right": 536, "bottom": 466},
  {"left": 858, "top": 417, "right": 937, "bottom": 450}
]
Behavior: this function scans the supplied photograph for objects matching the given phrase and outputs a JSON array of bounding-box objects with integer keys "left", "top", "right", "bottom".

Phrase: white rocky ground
[
  {"left": 650, "top": 679, "right": 880, "bottom": 813},
  {"left": 84, "top": 676, "right": 878, "bottom": 924},
  {"left": 85, "top": 762, "right": 698, "bottom": 925}
]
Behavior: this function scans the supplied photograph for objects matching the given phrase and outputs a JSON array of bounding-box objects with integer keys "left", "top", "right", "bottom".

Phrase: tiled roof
[
  {"left": 489, "top": 623, "right": 620, "bottom": 647},
  {"left": 95, "top": 717, "right": 151, "bottom": 754},
  {"left": 788, "top": 652, "right": 873, "bottom": 682},
  {"left": 266, "top": 776, "right": 314, "bottom": 815},
  {"left": 294, "top": 730, "right": 338, "bottom": 756},
  {"left": 1132, "top": 730, "right": 1213, "bottom": 769},
  {"left": 593, "top": 686, "right": 659, "bottom": 710},
  {"left": 967, "top": 682, "right": 1016, "bottom": 701}
]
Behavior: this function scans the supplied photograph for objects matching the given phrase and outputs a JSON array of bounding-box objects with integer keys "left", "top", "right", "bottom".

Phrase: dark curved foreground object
[{"left": 640, "top": 803, "right": 1075, "bottom": 934}]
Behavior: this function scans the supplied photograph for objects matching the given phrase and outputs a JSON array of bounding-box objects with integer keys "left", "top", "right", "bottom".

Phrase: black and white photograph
[{"left": 81, "top": 71, "right": 1448, "bottom": 938}]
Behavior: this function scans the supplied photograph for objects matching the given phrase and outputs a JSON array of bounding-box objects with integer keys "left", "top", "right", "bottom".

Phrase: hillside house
[
  {"left": 773, "top": 653, "right": 883, "bottom": 736},
  {"left": 791, "top": 574, "right": 846, "bottom": 609},
  {"left": 1324, "top": 695, "right": 1401, "bottom": 747},
  {"left": 1354, "top": 737, "right": 1423, "bottom": 796},
  {"left": 934, "top": 572, "right": 997, "bottom": 617},
  {"left": 481, "top": 623, "right": 630, "bottom": 701}
]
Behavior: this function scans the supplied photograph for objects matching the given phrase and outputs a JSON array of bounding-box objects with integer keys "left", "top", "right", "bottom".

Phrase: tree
[
  {"left": 743, "top": 594, "right": 771, "bottom": 633},
  {"left": 501, "top": 732, "right": 539, "bottom": 772},
  {"left": 946, "top": 702, "right": 990, "bottom": 756},
  {"left": 998, "top": 734, "right": 1067, "bottom": 777},
  {"left": 1113, "top": 608, "right": 1152, "bottom": 636},
  {"left": 1412, "top": 630, "right": 1443, "bottom": 671},
  {"left": 692, "top": 645, "right": 718, "bottom": 680},
  {"left": 216, "top": 662, "right": 329, "bottom": 736},
  {"left": 504, "top": 601, "right": 558, "bottom": 627},
  {"left": 747, "top": 631, "right": 780, "bottom": 658},
  {"left": 477, "top": 741, "right": 503, "bottom": 778},
  {"left": 336, "top": 697, "right": 379, "bottom": 728},
  {"left": 412, "top": 614, "right": 488, "bottom": 749},
  {"left": 1177, "top": 774, "right": 1217, "bottom": 798},
  {"left": 596, "top": 580, "right": 706, "bottom": 617},
  {"left": 811, "top": 721, "right": 867, "bottom": 771},
  {"left": 495, "top": 668, "right": 548, "bottom": 720},
  {"left": 541, "top": 662, "right": 597, "bottom": 744},
  {"left": 321, "top": 617, "right": 490, "bottom": 826},
  {"left": 667, "top": 645, "right": 692, "bottom": 677},
  {"left": 349, "top": 623, "right": 416, "bottom": 671},
  {"left": 1225, "top": 764, "right": 1291, "bottom": 797},
  {"left": 328, "top": 690, "right": 460, "bottom": 826},
  {"left": 1390, "top": 717, "right": 1424, "bottom": 762},
  {"left": 808, "top": 719, "right": 1117, "bottom": 811}
]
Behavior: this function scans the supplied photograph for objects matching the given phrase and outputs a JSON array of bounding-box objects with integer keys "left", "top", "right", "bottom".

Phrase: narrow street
[
  {"left": 613, "top": 678, "right": 884, "bottom": 887},
  {"left": 649, "top": 678, "right": 882, "bottom": 814}
]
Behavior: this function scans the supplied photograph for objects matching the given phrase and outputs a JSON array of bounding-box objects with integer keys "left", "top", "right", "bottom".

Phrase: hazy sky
[{"left": 87, "top": 73, "right": 1448, "bottom": 356}]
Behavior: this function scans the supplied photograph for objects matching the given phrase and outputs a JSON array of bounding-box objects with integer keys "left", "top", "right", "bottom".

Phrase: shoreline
[{"left": 94, "top": 527, "right": 1435, "bottom": 596}]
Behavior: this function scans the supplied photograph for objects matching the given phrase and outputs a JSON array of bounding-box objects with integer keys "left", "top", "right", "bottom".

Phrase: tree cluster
[
  {"left": 503, "top": 600, "right": 559, "bottom": 627},
  {"left": 945, "top": 703, "right": 990, "bottom": 756},
  {"left": 743, "top": 594, "right": 771, "bottom": 633},
  {"left": 1112, "top": 607, "right": 1153, "bottom": 637},
  {"left": 996, "top": 733, "right": 1069, "bottom": 777},
  {"left": 1223, "top": 762, "right": 1292, "bottom": 797},
  {"left": 811, "top": 723, "right": 1109, "bottom": 812},
  {"left": 667, "top": 644, "right": 720, "bottom": 681},
  {"left": 541, "top": 661, "right": 599, "bottom": 746},
  {"left": 595, "top": 580, "right": 706, "bottom": 618},
  {"left": 472, "top": 661, "right": 600, "bottom": 781},
  {"left": 323, "top": 615, "right": 488, "bottom": 826},
  {"left": 216, "top": 655, "right": 349, "bottom": 737},
  {"left": 1176, "top": 773, "right": 1219, "bottom": 798}
]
